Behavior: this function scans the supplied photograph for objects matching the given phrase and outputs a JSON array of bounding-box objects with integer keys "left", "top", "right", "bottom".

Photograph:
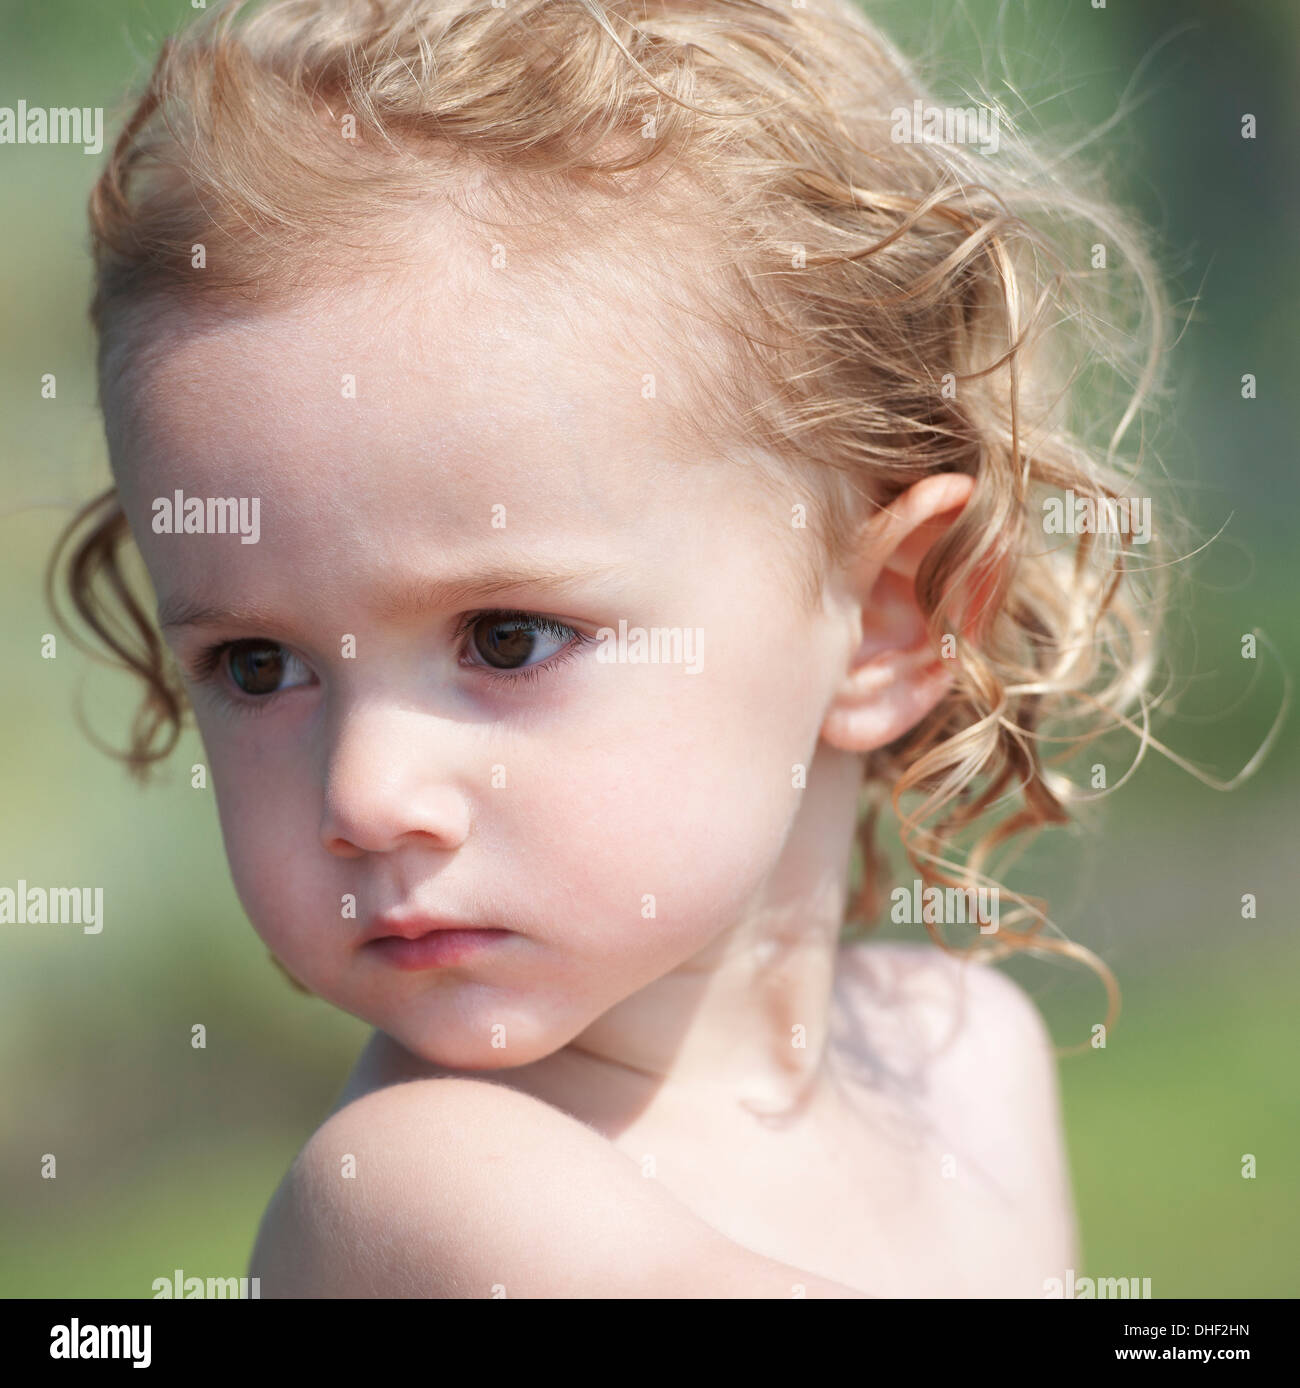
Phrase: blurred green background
[{"left": 1, "top": 0, "right": 1296, "bottom": 1297}]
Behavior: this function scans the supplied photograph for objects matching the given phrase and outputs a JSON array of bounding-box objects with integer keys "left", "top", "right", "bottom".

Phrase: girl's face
[{"left": 109, "top": 260, "right": 856, "bottom": 1071}]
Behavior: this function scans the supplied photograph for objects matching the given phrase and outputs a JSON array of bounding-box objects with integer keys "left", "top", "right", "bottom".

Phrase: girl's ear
[{"left": 820, "top": 473, "right": 976, "bottom": 753}]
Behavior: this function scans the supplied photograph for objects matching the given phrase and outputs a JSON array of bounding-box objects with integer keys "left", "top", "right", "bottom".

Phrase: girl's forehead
[
  {"left": 116, "top": 241, "right": 735, "bottom": 464},
  {"left": 107, "top": 183, "right": 757, "bottom": 459},
  {"left": 109, "top": 278, "right": 798, "bottom": 583}
]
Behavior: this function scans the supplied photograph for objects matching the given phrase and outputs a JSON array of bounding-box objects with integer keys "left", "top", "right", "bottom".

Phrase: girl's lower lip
[{"left": 365, "top": 929, "right": 513, "bottom": 970}]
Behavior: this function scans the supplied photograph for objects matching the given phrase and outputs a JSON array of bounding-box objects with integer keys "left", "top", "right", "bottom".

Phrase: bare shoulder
[
  {"left": 834, "top": 937, "right": 1057, "bottom": 1074},
  {"left": 249, "top": 1073, "right": 870, "bottom": 1299},
  {"left": 835, "top": 939, "right": 1078, "bottom": 1262},
  {"left": 249, "top": 1076, "right": 599, "bottom": 1297}
]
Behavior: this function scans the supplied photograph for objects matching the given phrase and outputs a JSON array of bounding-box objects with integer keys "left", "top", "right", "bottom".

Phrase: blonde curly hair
[{"left": 48, "top": 0, "right": 1180, "bottom": 1040}]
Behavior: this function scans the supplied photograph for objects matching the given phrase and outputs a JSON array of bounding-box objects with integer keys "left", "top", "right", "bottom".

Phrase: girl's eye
[
  {"left": 222, "top": 640, "right": 313, "bottom": 696},
  {"left": 186, "top": 613, "right": 585, "bottom": 708},
  {"left": 460, "top": 612, "right": 584, "bottom": 676}
]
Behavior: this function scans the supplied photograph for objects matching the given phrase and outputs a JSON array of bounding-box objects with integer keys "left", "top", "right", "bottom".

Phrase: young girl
[{"left": 52, "top": 0, "right": 1170, "bottom": 1297}]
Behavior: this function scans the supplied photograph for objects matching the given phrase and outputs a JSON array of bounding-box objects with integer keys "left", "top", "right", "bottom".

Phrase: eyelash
[{"left": 184, "top": 609, "right": 590, "bottom": 713}]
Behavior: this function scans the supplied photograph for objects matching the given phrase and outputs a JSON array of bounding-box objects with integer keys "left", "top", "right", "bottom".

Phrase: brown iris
[
  {"left": 470, "top": 617, "right": 540, "bottom": 669},
  {"left": 227, "top": 640, "right": 288, "bottom": 695}
]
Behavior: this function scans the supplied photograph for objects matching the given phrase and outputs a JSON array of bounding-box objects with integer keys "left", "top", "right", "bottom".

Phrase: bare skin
[
  {"left": 308, "top": 938, "right": 1077, "bottom": 1297},
  {"left": 109, "top": 219, "right": 1076, "bottom": 1297}
]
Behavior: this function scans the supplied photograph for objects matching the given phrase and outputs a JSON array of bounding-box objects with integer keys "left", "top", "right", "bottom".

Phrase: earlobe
[{"left": 821, "top": 642, "right": 954, "bottom": 751}]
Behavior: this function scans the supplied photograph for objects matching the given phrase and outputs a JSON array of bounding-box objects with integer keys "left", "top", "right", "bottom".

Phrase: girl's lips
[{"left": 363, "top": 928, "right": 513, "bottom": 971}]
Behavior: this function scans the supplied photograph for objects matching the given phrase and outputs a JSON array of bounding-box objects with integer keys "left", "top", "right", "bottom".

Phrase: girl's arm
[{"left": 250, "top": 1075, "right": 870, "bottom": 1299}]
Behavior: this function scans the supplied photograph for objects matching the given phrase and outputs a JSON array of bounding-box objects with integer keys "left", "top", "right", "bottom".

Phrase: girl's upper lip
[{"left": 362, "top": 914, "right": 501, "bottom": 945}]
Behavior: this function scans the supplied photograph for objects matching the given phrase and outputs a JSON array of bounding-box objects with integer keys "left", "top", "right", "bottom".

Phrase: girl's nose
[{"left": 318, "top": 703, "right": 473, "bottom": 858}]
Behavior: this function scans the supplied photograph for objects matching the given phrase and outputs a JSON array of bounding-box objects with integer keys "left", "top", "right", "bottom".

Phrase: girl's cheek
[
  {"left": 531, "top": 727, "right": 797, "bottom": 921},
  {"left": 205, "top": 749, "right": 312, "bottom": 942}
]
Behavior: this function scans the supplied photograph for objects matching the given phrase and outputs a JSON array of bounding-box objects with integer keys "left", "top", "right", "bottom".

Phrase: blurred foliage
[{"left": 1, "top": 0, "right": 1296, "bottom": 1297}]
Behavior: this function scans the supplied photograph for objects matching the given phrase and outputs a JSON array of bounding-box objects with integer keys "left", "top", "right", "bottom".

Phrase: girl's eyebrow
[{"left": 157, "top": 560, "right": 624, "bottom": 632}]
